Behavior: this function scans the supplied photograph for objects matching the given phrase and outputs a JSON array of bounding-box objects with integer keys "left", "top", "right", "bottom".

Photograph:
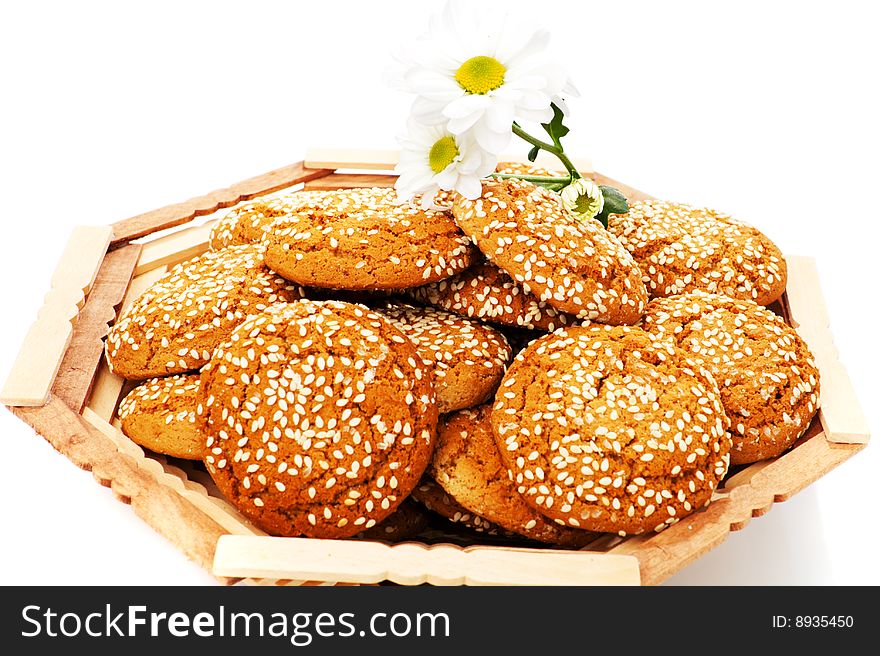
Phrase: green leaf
[
  {"left": 594, "top": 185, "right": 628, "bottom": 229},
  {"left": 527, "top": 145, "right": 540, "bottom": 162},
  {"left": 541, "top": 103, "right": 570, "bottom": 149}
]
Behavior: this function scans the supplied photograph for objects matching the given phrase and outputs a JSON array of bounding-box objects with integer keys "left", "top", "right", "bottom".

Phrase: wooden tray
[{"left": 1, "top": 150, "right": 870, "bottom": 586}]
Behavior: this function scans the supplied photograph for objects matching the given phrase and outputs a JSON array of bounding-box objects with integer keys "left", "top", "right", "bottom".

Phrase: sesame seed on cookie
[
  {"left": 452, "top": 178, "right": 648, "bottom": 325},
  {"left": 377, "top": 302, "right": 511, "bottom": 414},
  {"left": 643, "top": 291, "right": 820, "bottom": 464},
  {"left": 410, "top": 477, "right": 513, "bottom": 537},
  {"left": 491, "top": 324, "right": 731, "bottom": 536},
  {"left": 209, "top": 191, "right": 330, "bottom": 250},
  {"left": 432, "top": 405, "right": 596, "bottom": 546},
  {"left": 263, "top": 187, "right": 477, "bottom": 290},
  {"left": 608, "top": 200, "right": 787, "bottom": 305},
  {"left": 118, "top": 373, "right": 204, "bottom": 460},
  {"left": 198, "top": 300, "right": 438, "bottom": 539},
  {"left": 106, "top": 245, "right": 303, "bottom": 380}
]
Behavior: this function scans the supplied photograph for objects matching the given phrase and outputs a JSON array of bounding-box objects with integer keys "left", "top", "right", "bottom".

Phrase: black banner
[{"left": 1, "top": 586, "right": 870, "bottom": 653}]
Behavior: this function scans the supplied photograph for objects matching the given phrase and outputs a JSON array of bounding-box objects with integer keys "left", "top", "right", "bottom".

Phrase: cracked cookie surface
[
  {"left": 643, "top": 291, "right": 819, "bottom": 464},
  {"left": 377, "top": 302, "right": 511, "bottom": 413},
  {"left": 608, "top": 200, "right": 787, "bottom": 305},
  {"left": 491, "top": 325, "right": 731, "bottom": 535},
  {"left": 209, "top": 191, "right": 330, "bottom": 250},
  {"left": 106, "top": 245, "right": 302, "bottom": 379},
  {"left": 432, "top": 405, "right": 596, "bottom": 546},
  {"left": 198, "top": 300, "right": 437, "bottom": 538},
  {"left": 408, "top": 259, "right": 577, "bottom": 331},
  {"left": 264, "top": 187, "right": 477, "bottom": 290},
  {"left": 452, "top": 178, "right": 647, "bottom": 324},
  {"left": 118, "top": 373, "right": 204, "bottom": 459}
]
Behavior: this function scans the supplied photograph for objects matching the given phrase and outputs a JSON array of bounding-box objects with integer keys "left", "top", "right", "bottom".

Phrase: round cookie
[
  {"left": 199, "top": 300, "right": 438, "bottom": 539},
  {"left": 118, "top": 373, "right": 204, "bottom": 459},
  {"left": 209, "top": 191, "right": 329, "bottom": 250},
  {"left": 355, "top": 500, "right": 429, "bottom": 542},
  {"left": 408, "top": 260, "right": 577, "bottom": 331},
  {"left": 642, "top": 291, "right": 819, "bottom": 464},
  {"left": 410, "top": 477, "right": 510, "bottom": 536},
  {"left": 495, "top": 161, "right": 563, "bottom": 177},
  {"left": 492, "top": 325, "right": 731, "bottom": 535},
  {"left": 106, "top": 245, "right": 302, "bottom": 380},
  {"left": 377, "top": 302, "right": 511, "bottom": 414},
  {"left": 432, "top": 405, "right": 596, "bottom": 546},
  {"left": 608, "top": 200, "right": 787, "bottom": 305},
  {"left": 452, "top": 178, "right": 647, "bottom": 324},
  {"left": 264, "top": 187, "right": 477, "bottom": 290}
]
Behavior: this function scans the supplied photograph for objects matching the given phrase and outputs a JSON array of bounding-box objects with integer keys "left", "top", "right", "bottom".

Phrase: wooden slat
[
  {"left": 304, "top": 173, "right": 397, "bottom": 190},
  {"left": 11, "top": 397, "right": 230, "bottom": 574},
  {"left": 214, "top": 535, "right": 641, "bottom": 586},
  {"left": 305, "top": 148, "right": 401, "bottom": 171},
  {"left": 134, "top": 222, "right": 213, "bottom": 276},
  {"left": 1, "top": 226, "right": 113, "bottom": 407},
  {"left": 588, "top": 172, "right": 656, "bottom": 203},
  {"left": 785, "top": 256, "right": 870, "bottom": 444},
  {"left": 110, "top": 161, "right": 334, "bottom": 245},
  {"left": 304, "top": 148, "right": 593, "bottom": 174},
  {"left": 52, "top": 244, "right": 141, "bottom": 412}
]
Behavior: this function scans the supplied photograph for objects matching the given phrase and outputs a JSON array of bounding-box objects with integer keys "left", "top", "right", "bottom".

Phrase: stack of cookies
[{"left": 107, "top": 171, "right": 819, "bottom": 543}]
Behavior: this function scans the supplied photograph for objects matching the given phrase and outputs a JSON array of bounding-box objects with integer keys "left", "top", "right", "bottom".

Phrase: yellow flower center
[
  {"left": 455, "top": 55, "right": 506, "bottom": 95},
  {"left": 428, "top": 136, "right": 459, "bottom": 173}
]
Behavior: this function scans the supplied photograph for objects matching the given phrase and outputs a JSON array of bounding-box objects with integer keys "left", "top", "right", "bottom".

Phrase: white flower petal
[{"left": 456, "top": 175, "right": 484, "bottom": 200}]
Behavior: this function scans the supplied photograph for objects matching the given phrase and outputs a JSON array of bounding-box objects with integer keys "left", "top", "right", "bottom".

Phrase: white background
[{"left": 0, "top": 0, "right": 877, "bottom": 585}]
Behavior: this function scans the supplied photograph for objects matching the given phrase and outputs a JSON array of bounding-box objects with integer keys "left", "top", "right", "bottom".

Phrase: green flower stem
[
  {"left": 511, "top": 123, "right": 580, "bottom": 179},
  {"left": 488, "top": 173, "right": 572, "bottom": 184}
]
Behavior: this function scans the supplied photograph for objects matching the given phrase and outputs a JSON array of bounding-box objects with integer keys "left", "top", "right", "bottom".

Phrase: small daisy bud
[{"left": 560, "top": 177, "right": 604, "bottom": 221}]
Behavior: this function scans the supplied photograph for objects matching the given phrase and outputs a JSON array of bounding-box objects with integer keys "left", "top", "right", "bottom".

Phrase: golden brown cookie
[
  {"left": 410, "top": 477, "right": 511, "bottom": 536},
  {"left": 377, "top": 302, "right": 511, "bottom": 414},
  {"left": 407, "top": 260, "right": 577, "bottom": 331},
  {"left": 208, "top": 191, "right": 329, "bottom": 250},
  {"left": 199, "top": 300, "right": 438, "bottom": 539},
  {"left": 264, "top": 187, "right": 477, "bottom": 290},
  {"left": 118, "top": 373, "right": 204, "bottom": 459},
  {"left": 355, "top": 500, "right": 429, "bottom": 542},
  {"left": 642, "top": 291, "right": 819, "bottom": 464},
  {"left": 432, "top": 405, "right": 596, "bottom": 546},
  {"left": 608, "top": 200, "right": 787, "bottom": 305},
  {"left": 106, "top": 245, "right": 302, "bottom": 380},
  {"left": 453, "top": 178, "right": 647, "bottom": 324},
  {"left": 495, "top": 161, "right": 563, "bottom": 177},
  {"left": 492, "top": 325, "right": 731, "bottom": 535}
]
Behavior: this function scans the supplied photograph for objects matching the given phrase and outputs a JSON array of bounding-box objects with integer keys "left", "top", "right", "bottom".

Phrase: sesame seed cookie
[
  {"left": 199, "top": 300, "right": 438, "bottom": 539},
  {"left": 492, "top": 325, "right": 731, "bottom": 535},
  {"left": 208, "top": 191, "right": 329, "bottom": 250},
  {"left": 106, "top": 245, "right": 302, "bottom": 380},
  {"left": 377, "top": 302, "right": 511, "bottom": 414},
  {"left": 117, "top": 373, "right": 204, "bottom": 459},
  {"left": 355, "top": 500, "right": 428, "bottom": 542},
  {"left": 452, "top": 178, "right": 648, "bottom": 324},
  {"left": 432, "top": 405, "right": 596, "bottom": 546},
  {"left": 642, "top": 291, "right": 820, "bottom": 464},
  {"left": 410, "top": 477, "right": 511, "bottom": 536},
  {"left": 264, "top": 187, "right": 477, "bottom": 290},
  {"left": 608, "top": 200, "right": 787, "bottom": 305},
  {"left": 495, "top": 161, "right": 562, "bottom": 177},
  {"left": 407, "top": 260, "right": 577, "bottom": 331}
]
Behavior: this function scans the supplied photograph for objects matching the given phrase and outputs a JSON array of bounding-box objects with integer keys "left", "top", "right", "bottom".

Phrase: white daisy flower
[
  {"left": 395, "top": 120, "right": 497, "bottom": 209},
  {"left": 393, "top": 0, "right": 577, "bottom": 154},
  {"left": 560, "top": 177, "right": 604, "bottom": 221}
]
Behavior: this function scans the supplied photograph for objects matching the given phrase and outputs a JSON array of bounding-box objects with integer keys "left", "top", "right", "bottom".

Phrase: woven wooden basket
[{"left": 1, "top": 149, "right": 869, "bottom": 585}]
